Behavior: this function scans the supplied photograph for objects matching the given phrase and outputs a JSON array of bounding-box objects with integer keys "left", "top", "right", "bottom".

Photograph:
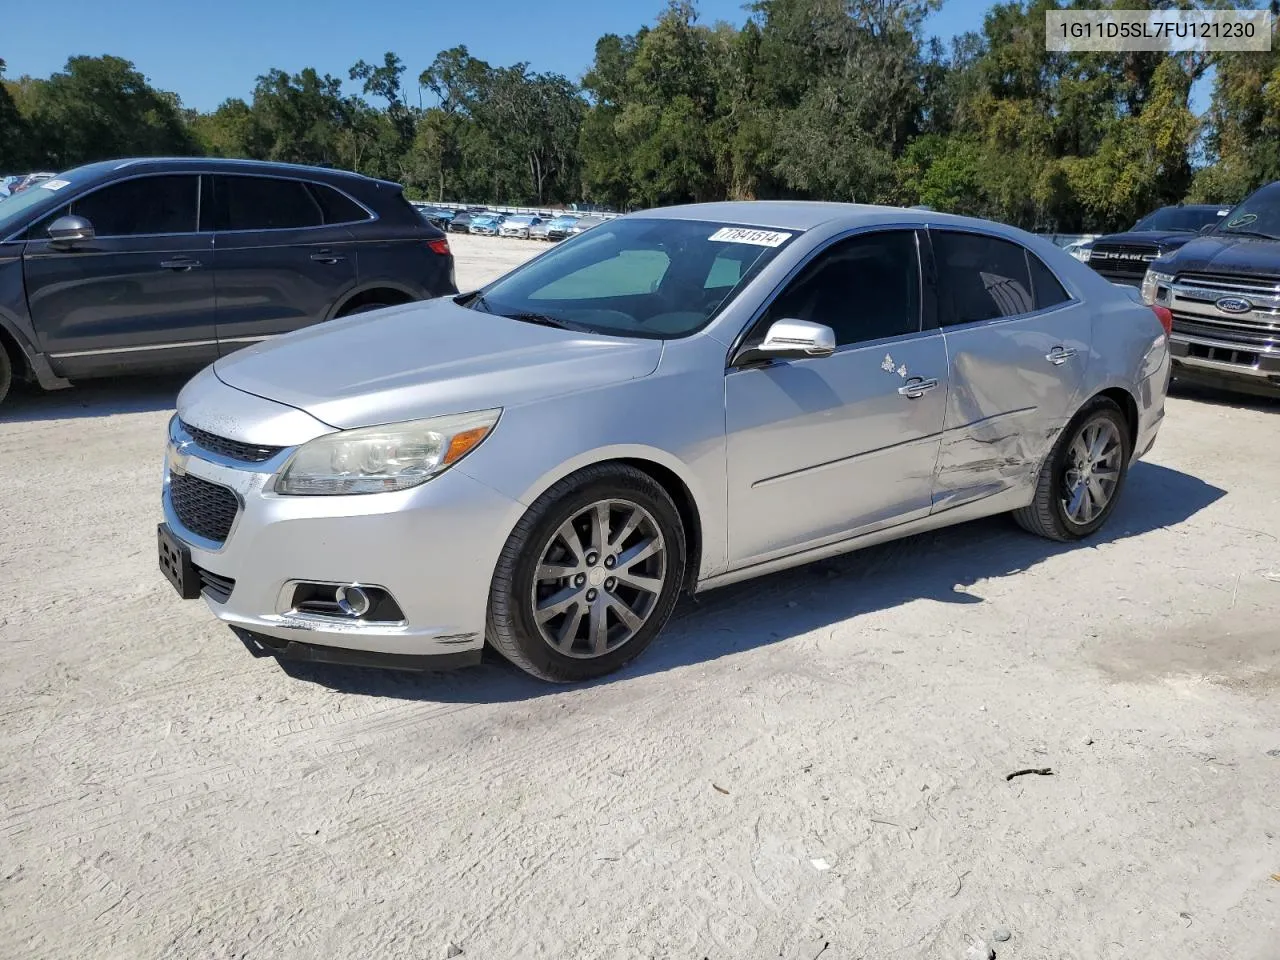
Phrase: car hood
[
  {"left": 1158, "top": 233, "right": 1280, "bottom": 277},
  {"left": 1092, "top": 230, "right": 1199, "bottom": 250},
  {"left": 213, "top": 298, "right": 663, "bottom": 430}
]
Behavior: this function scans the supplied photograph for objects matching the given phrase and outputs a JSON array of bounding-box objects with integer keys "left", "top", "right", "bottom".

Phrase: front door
[
  {"left": 23, "top": 174, "right": 217, "bottom": 377},
  {"left": 725, "top": 229, "right": 949, "bottom": 567},
  {"left": 209, "top": 174, "right": 358, "bottom": 354},
  {"left": 927, "top": 229, "right": 1091, "bottom": 510}
]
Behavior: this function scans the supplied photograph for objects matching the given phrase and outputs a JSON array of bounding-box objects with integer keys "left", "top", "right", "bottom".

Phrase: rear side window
[
  {"left": 932, "top": 231, "right": 1033, "bottom": 324},
  {"left": 308, "top": 183, "right": 370, "bottom": 224},
  {"left": 67, "top": 175, "right": 199, "bottom": 237},
  {"left": 1028, "top": 253, "right": 1070, "bottom": 309},
  {"left": 215, "top": 176, "right": 323, "bottom": 231}
]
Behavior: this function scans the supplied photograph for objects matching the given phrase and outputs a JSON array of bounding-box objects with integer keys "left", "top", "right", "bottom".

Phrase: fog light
[{"left": 336, "top": 584, "right": 372, "bottom": 618}]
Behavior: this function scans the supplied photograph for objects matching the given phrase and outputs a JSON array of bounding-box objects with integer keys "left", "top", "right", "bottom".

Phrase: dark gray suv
[{"left": 0, "top": 157, "right": 457, "bottom": 405}]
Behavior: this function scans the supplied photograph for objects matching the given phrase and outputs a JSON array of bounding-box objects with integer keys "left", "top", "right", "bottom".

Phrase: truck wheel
[
  {"left": 1014, "top": 396, "right": 1133, "bottom": 542},
  {"left": 0, "top": 344, "right": 12, "bottom": 407},
  {"left": 487, "top": 464, "right": 686, "bottom": 682}
]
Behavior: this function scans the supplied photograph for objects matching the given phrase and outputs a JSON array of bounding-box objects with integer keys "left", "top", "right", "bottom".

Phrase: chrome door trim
[
  {"left": 752, "top": 431, "right": 944, "bottom": 488},
  {"left": 49, "top": 339, "right": 220, "bottom": 359}
]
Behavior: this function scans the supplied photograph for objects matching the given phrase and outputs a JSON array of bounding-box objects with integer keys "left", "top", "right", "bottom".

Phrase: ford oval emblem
[{"left": 1216, "top": 296, "right": 1252, "bottom": 314}]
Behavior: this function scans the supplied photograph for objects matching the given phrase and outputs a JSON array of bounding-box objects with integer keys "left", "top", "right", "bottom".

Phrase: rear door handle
[
  {"left": 1046, "top": 346, "right": 1077, "bottom": 365},
  {"left": 160, "top": 258, "right": 202, "bottom": 271},
  {"left": 310, "top": 251, "right": 346, "bottom": 264},
  {"left": 898, "top": 377, "right": 940, "bottom": 399}
]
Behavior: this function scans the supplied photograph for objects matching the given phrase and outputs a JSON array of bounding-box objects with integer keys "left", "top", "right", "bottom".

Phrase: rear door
[
  {"left": 725, "top": 229, "right": 950, "bottom": 566},
  {"left": 23, "top": 173, "right": 216, "bottom": 377},
  {"left": 927, "top": 228, "right": 1090, "bottom": 510},
  {"left": 209, "top": 174, "right": 359, "bottom": 354}
]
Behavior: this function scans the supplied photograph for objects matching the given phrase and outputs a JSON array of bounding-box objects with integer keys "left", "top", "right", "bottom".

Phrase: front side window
[
  {"left": 214, "top": 176, "right": 323, "bottom": 231},
  {"left": 66, "top": 175, "right": 199, "bottom": 237},
  {"left": 757, "top": 230, "right": 921, "bottom": 347},
  {"left": 471, "top": 218, "right": 794, "bottom": 338},
  {"left": 932, "top": 230, "right": 1033, "bottom": 325}
]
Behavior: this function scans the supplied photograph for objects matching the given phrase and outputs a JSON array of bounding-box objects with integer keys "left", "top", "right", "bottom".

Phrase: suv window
[
  {"left": 215, "top": 176, "right": 323, "bottom": 231},
  {"left": 760, "top": 230, "right": 921, "bottom": 346},
  {"left": 308, "top": 183, "right": 370, "bottom": 224},
  {"left": 1028, "top": 253, "right": 1070, "bottom": 309},
  {"left": 53, "top": 175, "right": 200, "bottom": 238},
  {"left": 932, "top": 231, "right": 1033, "bottom": 324}
]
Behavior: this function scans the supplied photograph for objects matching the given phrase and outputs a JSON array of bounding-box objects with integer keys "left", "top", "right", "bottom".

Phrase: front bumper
[
  {"left": 163, "top": 416, "right": 525, "bottom": 661},
  {"left": 1169, "top": 335, "right": 1280, "bottom": 396}
]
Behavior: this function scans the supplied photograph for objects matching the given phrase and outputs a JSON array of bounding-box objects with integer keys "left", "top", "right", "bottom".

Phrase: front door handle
[
  {"left": 160, "top": 258, "right": 202, "bottom": 271},
  {"left": 898, "top": 377, "right": 940, "bottom": 399},
  {"left": 310, "top": 251, "right": 346, "bottom": 265},
  {"left": 1046, "top": 346, "right": 1077, "bottom": 365}
]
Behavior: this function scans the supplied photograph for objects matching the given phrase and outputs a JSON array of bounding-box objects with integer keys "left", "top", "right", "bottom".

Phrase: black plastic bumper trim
[{"left": 232, "top": 627, "right": 482, "bottom": 672}]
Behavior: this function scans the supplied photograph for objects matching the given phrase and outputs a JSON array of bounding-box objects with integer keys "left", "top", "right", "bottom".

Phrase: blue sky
[{"left": 3, "top": 0, "right": 989, "bottom": 112}]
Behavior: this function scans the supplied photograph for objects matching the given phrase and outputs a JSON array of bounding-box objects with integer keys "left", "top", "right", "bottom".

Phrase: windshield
[
  {"left": 1133, "top": 206, "right": 1227, "bottom": 233},
  {"left": 469, "top": 217, "right": 796, "bottom": 339},
  {"left": 0, "top": 170, "right": 75, "bottom": 237},
  {"left": 1217, "top": 182, "right": 1280, "bottom": 240}
]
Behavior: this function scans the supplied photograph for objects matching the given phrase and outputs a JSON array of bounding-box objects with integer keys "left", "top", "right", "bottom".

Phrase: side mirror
[
  {"left": 48, "top": 215, "right": 95, "bottom": 246},
  {"left": 736, "top": 318, "right": 837, "bottom": 366}
]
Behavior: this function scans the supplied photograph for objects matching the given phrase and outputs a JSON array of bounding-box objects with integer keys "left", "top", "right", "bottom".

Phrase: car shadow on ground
[
  {"left": 0, "top": 375, "right": 190, "bottom": 422},
  {"left": 280, "top": 460, "right": 1227, "bottom": 703}
]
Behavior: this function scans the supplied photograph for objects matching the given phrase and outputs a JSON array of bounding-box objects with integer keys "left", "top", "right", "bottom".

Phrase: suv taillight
[{"left": 427, "top": 237, "right": 451, "bottom": 256}]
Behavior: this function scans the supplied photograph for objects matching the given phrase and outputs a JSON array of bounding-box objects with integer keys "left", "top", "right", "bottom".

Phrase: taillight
[
  {"left": 427, "top": 237, "right": 451, "bottom": 256},
  {"left": 1151, "top": 304, "right": 1173, "bottom": 337}
]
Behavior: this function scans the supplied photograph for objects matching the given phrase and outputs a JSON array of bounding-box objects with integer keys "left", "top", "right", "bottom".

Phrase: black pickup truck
[
  {"left": 1140, "top": 182, "right": 1280, "bottom": 398},
  {"left": 1086, "top": 204, "right": 1229, "bottom": 287}
]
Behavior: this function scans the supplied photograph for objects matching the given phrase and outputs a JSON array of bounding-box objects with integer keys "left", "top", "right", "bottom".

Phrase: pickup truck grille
[
  {"left": 1088, "top": 244, "right": 1159, "bottom": 284},
  {"left": 169, "top": 473, "right": 239, "bottom": 544},
  {"left": 182, "top": 422, "right": 283, "bottom": 464},
  {"left": 1170, "top": 274, "right": 1280, "bottom": 342}
]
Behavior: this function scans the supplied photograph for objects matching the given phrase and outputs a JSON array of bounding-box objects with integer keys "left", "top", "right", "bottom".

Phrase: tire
[
  {"left": 338, "top": 302, "right": 392, "bottom": 318},
  {"left": 487, "top": 464, "right": 687, "bottom": 682},
  {"left": 1014, "top": 396, "right": 1133, "bottom": 542},
  {"left": 0, "top": 344, "right": 11, "bottom": 407}
]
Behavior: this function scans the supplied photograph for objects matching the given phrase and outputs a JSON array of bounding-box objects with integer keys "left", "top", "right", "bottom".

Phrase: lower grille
[
  {"left": 1172, "top": 314, "right": 1280, "bottom": 349},
  {"left": 169, "top": 473, "right": 239, "bottom": 544},
  {"left": 195, "top": 567, "right": 236, "bottom": 604},
  {"left": 181, "top": 422, "right": 283, "bottom": 463}
]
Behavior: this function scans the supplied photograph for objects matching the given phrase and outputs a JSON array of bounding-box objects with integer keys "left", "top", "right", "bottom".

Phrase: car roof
[{"left": 627, "top": 200, "right": 1030, "bottom": 236}]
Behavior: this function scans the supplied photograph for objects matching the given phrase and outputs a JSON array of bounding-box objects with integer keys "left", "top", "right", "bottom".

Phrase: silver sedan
[{"left": 159, "top": 202, "right": 1171, "bottom": 682}]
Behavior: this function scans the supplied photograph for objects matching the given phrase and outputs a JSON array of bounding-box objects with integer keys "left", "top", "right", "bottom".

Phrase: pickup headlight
[
  {"left": 1140, "top": 268, "right": 1174, "bottom": 306},
  {"left": 275, "top": 409, "right": 501, "bottom": 495}
]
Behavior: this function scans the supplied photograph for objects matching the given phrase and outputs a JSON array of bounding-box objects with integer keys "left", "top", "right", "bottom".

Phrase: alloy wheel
[
  {"left": 529, "top": 498, "right": 667, "bottom": 659},
  {"left": 1061, "top": 417, "right": 1123, "bottom": 525}
]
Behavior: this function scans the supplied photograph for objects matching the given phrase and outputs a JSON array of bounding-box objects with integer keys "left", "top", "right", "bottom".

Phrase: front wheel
[
  {"left": 1014, "top": 397, "right": 1133, "bottom": 542},
  {"left": 487, "top": 464, "right": 687, "bottom": 682}
]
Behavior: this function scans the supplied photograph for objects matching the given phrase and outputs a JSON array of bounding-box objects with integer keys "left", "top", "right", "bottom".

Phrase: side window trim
[
  {"left": 25, "top": 172, "right": 206, "bottom": 241},
  {"left": 210, "top": 173, "right": 376, "bottom": 234},
  {"left": 727, "top": 224, "right": 928, "bottom": 367},
  {"left": 927, "top": 226, "right": 1080, "bottom": 331}
]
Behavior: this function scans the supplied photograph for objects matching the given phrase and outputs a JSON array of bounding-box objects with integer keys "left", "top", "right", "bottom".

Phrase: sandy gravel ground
[{"left": 1, "top": 233, "right": 1278, "bottom": 960}]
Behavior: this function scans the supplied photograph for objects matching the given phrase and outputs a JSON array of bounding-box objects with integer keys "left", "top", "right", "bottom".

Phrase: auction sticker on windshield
[
  {"left": 708, "top": 227, "right": 792, "bottom": 247},
  {"left": 40, "top": 179, "right": 71, "bottom": 191}
]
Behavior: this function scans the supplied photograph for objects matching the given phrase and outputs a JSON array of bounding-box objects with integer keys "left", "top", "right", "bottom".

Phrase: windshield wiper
[
  {"left": 1222, "top": 228, "right": 1280, "bottom": 241},
  {"left": 507, "top": 312, "right": 577, "bottom": 330},
  {"left": 465, "top": 291, "right": 494, "bottom": 313}
]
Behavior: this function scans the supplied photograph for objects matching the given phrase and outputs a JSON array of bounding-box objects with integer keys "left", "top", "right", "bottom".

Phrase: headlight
[
  {"left": 274, "top": 409, "right": 500, "bottom": 495},
  {"left": 1140, "top": 268, "right": 1174, "bottom": 306}
]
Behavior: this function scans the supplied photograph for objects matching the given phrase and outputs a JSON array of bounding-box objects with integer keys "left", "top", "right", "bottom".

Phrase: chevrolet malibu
[{"left": 159, "top": 202, "right": 1171, "bottom": 682}]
